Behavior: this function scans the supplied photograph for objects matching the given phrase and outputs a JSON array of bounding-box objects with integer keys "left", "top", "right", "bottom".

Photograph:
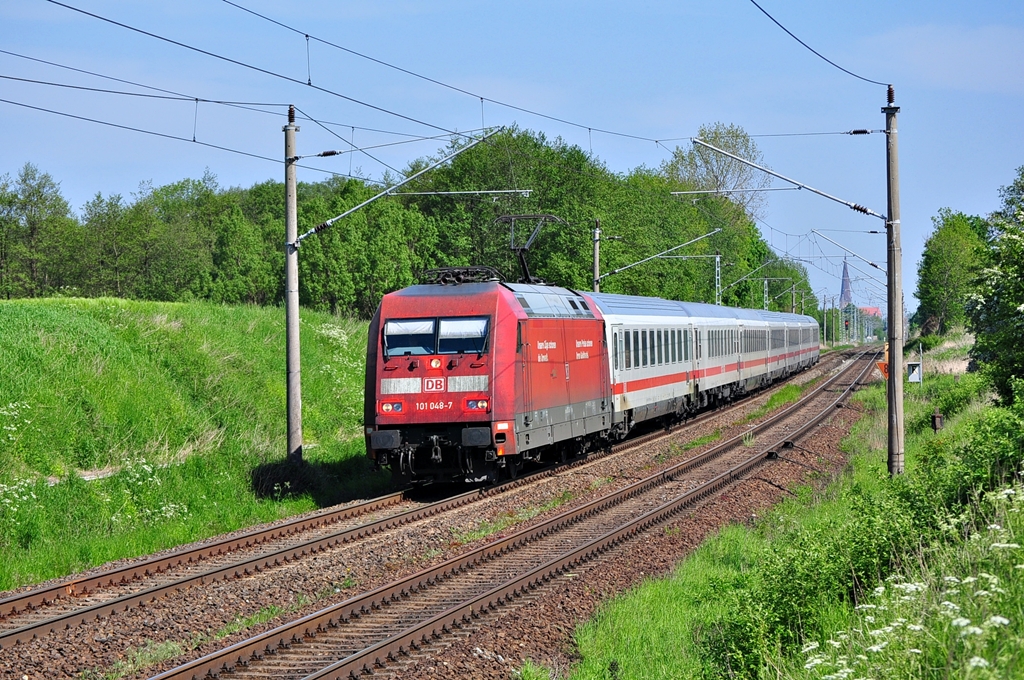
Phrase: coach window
[
  {"left": 632, "top": 330, "right": 640, "bottom": 368},
  {"left": 656, "top": 329, "right": 663, "bottom": 365},
  {"left": 649, "top": 330, "right": 655, "bottom": 365},
  {"left": 641, "top": 330, "right": 649, "bottom": 367},
  {"left": 624, "top": 330, "right": 632, "bottom": 369},
  {"left": 670, "top": 329, "right": 676, "bottom": 363},
  {"left": 613, "top": 332, "right": 619, "bottom": 370}
]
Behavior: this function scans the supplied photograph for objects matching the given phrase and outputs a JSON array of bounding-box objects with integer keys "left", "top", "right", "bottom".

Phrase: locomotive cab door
[{"left": 517, "top": 318, "right": 570, "bottom": 450}]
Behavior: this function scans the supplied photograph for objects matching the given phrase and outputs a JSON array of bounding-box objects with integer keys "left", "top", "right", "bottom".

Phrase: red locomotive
[{"left": 364, "top": 269, "right": 819, "bottom": 484}]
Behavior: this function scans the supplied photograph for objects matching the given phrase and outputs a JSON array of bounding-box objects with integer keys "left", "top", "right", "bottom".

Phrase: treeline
[
  {"left": 912, "top": 164, "right": 1024, "bottom": 402},
  {"left": 0, "top": 125, "right": 814, "bottom": 319}
]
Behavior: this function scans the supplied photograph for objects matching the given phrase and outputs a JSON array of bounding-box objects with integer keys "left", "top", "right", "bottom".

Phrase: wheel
[{"left": 506, "top": 455, "right": 520, "bottom": 479}]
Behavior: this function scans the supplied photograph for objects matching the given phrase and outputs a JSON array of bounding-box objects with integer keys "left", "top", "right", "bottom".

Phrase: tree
[
  {"left": 660, "top": 122, "right": 772, "bottom": 218},
  {"left": 967, "top": 220, "right": 1024, "bottom": 403},
  {"left": 968, "top": 167, "right": 1024, "bottom": 404},
  {"left": 914, "top": 208, "right": 986, "bottom": 334},
  {"left": 993, "top": 164, "right": 1024, "bottom": 233}
]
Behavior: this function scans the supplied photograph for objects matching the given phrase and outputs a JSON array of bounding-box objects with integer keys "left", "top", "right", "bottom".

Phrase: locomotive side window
[
  {"left": 383, "top": 319, "right": 436, "bottom": 357},
  {"left": 438, "top": 317, "right": 489, "bottom": 354},
  {"left": 613, "top": 332, "right": 618, "bottom": 370}
]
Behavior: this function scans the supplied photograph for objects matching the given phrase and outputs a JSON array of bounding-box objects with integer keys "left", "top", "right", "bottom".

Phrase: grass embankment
[
  {"left": 535, "top": 336, "right": 1024, "bottom": 679},
  {"left": 0, "top": 298, "right": 383, "bottom": 590}
]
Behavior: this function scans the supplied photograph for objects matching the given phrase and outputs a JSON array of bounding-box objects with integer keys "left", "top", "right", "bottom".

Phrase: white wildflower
[
  {"left": 867, "top": 641, "right": 888, "bottom": 653},
  {"left": 802, "top": 641, "right": 820, "bottom": 653},
  {"left": 962, "top": 576, "right": 978, "bottom": 584},
  {"left": 941, "top": 601, "right": 960, "bottom": 612},
  {"left": 907, "top": 624, "right": 924, "bottom": 631},
  {"left": 893, "top": 582, "right": 924, "bottom": 593},
  {"left": 988, "top": 524, "right": 1002, "bottom": 530},
  {"left": 908, "top": 649, "right": 922, "bottom": 654},
  {"left": 864, "top": 615, "right": 876, "bottom": 623},
  {"left": 975, "top": 590, "right": 991, "bottom": 597},
  {"left": 952, "top": 617, "right": 971, "bottom": 627},
  {"left": 984, "top": 616, "right": 1010, "bottom": 627},
  {"left": 804, "top": 655, "right": 826, "bottom": 669},
  {"left": 828, "top": 639, "right": 843, "bottom": 648},
  {"left": 967, "top": 657, "right": 990, "bottom": 669},
  {"left": 855, "top": 604, "right": 877, "bottom": 611},
  {"left": 874, "top": 586, "right": 886, "bottom": 596},
  {"left": 962, "top": 626, "right": 984, "bottom": 636},
  {"left": 991, "top": 543, "right": 1021, "bottom": 549}
]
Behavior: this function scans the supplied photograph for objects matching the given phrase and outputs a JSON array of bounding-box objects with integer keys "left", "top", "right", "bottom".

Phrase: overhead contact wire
[
  {"left": 746, "top": 0, "right": 889, "bottom": 87},
  {"left": 45, "top": 0, "right": 465, "bottom": 138},
  {"left": 0, "top": 96, "right": 376, "bottom": 182}
]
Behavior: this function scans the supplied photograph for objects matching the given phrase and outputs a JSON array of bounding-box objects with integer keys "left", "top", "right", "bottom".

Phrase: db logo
[{"left": 424, "top": 377, "right": 446, "bottom": 392}]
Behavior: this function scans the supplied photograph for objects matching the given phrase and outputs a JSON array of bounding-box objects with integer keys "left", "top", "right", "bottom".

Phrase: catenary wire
[
  {"left": 0, "top": 96, "right": 380, "bottom": 183},
  {"left": 220, "top": 0, "right": 659, "bottom": 144},
  {"left": 221, "top": 0, "right": 886, "bottom": 146},
  {"left": 0, "top": 48, "right": 447, "bottom": 142},
  {"left": 44, "top": 0, "right": 466, "bottom": 139},
  {"left": 294, "top": 105, "right": 403, "bottom": 175},
  {"left": 2, "top": 46, "right": 492, "bottom": 144},
  {"left": 0, "top": 73, "right": 284, "bottom": 105},
  {"left": 0, "top": 66, "right": 466, "bottom": 173},
  {"left": 746, "top": 0, "right": 888, "bottom": 87}
]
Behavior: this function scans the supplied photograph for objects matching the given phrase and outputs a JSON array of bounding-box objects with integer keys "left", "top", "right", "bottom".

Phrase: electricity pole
[
  {"left": 284, "top": 106, "right": 303, "bottom": 464},
  {"left": 593, "top": 220, "right": 601, "bottom": 292},
  {"left": 884, "top": 86, "right": 905, "bottom": 476},
  {"left": 822, "top": 293, "right": 826, "bottom": 344}
]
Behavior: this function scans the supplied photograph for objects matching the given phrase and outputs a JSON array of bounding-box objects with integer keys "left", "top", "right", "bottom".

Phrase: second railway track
[
  {"left": 146, "top": 350, "right": 876, "bottom": 680},
  {"left": 0, "top": 350, "right": 851, "bottom": 656},
  {"left": 0, "top": 350, "right": 860, "bottom": 679}
]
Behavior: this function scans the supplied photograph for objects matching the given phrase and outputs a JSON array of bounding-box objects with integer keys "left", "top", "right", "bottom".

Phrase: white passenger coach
[{"left": 587, "top": 293, "right": 820, "bottom": 436}]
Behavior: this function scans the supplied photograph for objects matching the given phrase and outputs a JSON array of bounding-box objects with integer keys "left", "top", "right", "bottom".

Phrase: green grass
[
  {"left": 452, "top": 490, "right": 574, "bottom": 545},
  {"left": 524, "top": 340, "right": 1024, "bottom": 679},
  {"left": 743, "top": 383, "right": 805, "bottom": 423},
  {"left": 0, "top": 298, "right": 387, "bottom": 590}
]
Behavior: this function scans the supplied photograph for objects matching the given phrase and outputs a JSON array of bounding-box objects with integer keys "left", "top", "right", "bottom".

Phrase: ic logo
[{"left": 424, "top": 377, "right": 446, "bottom": 392}]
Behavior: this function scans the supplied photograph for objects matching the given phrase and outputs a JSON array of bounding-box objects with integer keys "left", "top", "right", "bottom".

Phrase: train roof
[
  {"left": 387, "top": 282, "right": 816, "bottom": 325},
  {"left": 387, "top": 282, "right": 598, "bottom": 320},
  {"left": 587, "top": 291, "right": 816, "bottom": 325}
]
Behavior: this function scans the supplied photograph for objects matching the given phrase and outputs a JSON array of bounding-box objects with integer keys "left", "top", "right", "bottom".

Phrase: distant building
[
  {"left": 839, "top": 261, "right": 853, "bottom": 308},
  {"left": 859, "top": 306, "right": 882, "bottom": 318}
]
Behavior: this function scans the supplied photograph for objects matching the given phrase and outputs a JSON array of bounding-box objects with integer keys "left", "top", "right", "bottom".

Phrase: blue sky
[{"left": 2, "top": 0, "right": 1022, "bottom": 312}]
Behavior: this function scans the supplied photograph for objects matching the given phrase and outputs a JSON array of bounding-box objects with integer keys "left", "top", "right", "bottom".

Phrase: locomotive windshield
[
  {"left": 383, "top": 319, "right": 435, "bottom": 356},
  {"left": 438, "top": 317, "right": 488, "bottom": 354},
  {"left": 382, "top": 316, "right": 489, "bottom": 357}
]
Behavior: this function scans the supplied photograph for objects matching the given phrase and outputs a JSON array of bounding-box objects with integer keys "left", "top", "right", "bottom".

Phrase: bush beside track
[{"left": 0, "top": 298, "right": 383, "bottom": 590}]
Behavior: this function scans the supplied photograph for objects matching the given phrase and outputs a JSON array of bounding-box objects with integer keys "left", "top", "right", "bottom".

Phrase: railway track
[
  {"left": 147, "top": 350, "right": 876, "bottom": 680},
  {"left": 0, "top": 350, "right": 852, "bottom": 658}
]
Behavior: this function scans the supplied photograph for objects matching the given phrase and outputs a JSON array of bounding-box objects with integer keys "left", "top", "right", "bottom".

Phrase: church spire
[{"left": 839, "top": 260, "right": 853, "bottom": 308}]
